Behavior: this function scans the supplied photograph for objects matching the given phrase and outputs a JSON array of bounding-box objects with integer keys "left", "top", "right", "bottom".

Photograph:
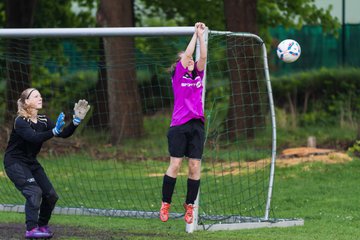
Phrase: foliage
[
  {"left": 27, "top": 0, "right": 99, "bottom": 94},
  {"left": 0, "top": 1, "right": 99, "bottom": 28},
  {"left": 138, "top": 0, "right": 225, "bottom": 30},
  {"left": 138, "top": 0, "right": 340, "bottom": 46},
  {"left": 33, "top": 0, "right": 97, "bottom": 28},
  {"left": 138, "top": 71, "right": 173, "bottom": 114},
  {"left": 135, "top": 36, "right": 188, "bottom": 72},
  {"left": 348, "top": 140, "right": 360, "bottom": 157},
  {"left": 31, "top": 68, "right": 97, "bottom": 120},
  {"left": 0, "top": 0, "right": 99, "bottom": 84},
  {"left": 258, "top": 0, "right": 340, "bottom": 42},
  {"left": 271, "top": 67, "right": 360, "bottom": 127},
  {"left": 276, "top": 124, "right": 356, "bottom": 150},
  {"left": 0, "top": 0, "right": 100, "bottom": 123},
  {"left": 0, "top": 2, "right": 4, "bottom": 26}
]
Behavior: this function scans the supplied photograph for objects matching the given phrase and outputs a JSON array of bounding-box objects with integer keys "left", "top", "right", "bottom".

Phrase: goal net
[{"left": 0, "top": 27, "right": 301, "bottom": 231}]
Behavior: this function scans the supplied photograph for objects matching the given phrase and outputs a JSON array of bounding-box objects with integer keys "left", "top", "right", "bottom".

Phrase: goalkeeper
[
  {"left": 3, "top": 88, "right": 90, "bottom": 239},
  {"left": 160, "top": 22, "right": 207, "bottom": 224}
]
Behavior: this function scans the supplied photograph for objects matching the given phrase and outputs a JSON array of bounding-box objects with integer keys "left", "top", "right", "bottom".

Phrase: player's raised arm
[
  {"left": 196, "top": 22, "right": 207, "bottom": 71},
  {"left": 180, "top": 22, "right": 200, "bottom": 68}
]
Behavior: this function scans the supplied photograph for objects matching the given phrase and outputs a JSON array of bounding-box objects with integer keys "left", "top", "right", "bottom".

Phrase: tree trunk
[
  {"left": 89, "top": 37, "right": 109, "bottom": 129},
  {"left": 97, "top": 0, "right": 143, "bottom": 144},
  {"left": 4, "top": 0, "right": 37, "bottom": 123},
  {"left": 224, "top": 0, "right": 262, "bottom": 140}
]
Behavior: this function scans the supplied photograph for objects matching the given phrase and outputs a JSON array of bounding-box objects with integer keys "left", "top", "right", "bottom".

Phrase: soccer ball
[{"left": 276, "top": 39, "right": 301, "bottom": 63}]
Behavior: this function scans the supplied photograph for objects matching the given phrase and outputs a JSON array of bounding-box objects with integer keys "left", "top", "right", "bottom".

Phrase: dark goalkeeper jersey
[{"left": 4, "top": 114, "right": 77, "bottom": 167}]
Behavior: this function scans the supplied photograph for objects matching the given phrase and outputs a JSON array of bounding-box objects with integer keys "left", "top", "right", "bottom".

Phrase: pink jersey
[{"left": 170, "top": 61, "right": 205, "bottom": 127}]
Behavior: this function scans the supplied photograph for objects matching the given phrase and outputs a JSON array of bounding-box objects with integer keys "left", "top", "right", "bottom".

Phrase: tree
[
  {"left": 139, "top": 0, "right": 225, "bottom": 30},
  {"left": 4, "top": 0, "right": 37, "bottom": 123},
  {"left": 139, "top": 0, "right": 339, "bottom": 45},
  {"left": 97, "top": 0, "right": 143, "bottom": 144},
  {"left": 223, "top": 0, "right": 261, "bottom": 140},
  {"left": 88, "top": 37, "right": 109, "bottom": 130}
]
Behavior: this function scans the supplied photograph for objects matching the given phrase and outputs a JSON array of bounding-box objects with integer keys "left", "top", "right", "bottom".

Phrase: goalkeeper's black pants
[{"left": 5, "top": 162, "right": 59, "bottom": 231}]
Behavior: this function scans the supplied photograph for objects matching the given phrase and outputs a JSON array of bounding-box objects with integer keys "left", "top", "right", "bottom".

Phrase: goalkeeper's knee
[{"left": 44, "top": 188, "right": 59, "bottom": 207}]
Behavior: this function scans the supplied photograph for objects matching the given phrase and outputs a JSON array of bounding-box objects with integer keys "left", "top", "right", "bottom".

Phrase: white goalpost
[{"left": 0, "top": 27, "right": 303, "bottom": 232}]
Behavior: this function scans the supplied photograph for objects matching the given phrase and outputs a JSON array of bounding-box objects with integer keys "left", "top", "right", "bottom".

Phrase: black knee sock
[
  {"left": 186, "top": 178, "right": 200, "bottom": 204},
  {"left": 162, "top": 174, "right": 177, "bottom": 204}
]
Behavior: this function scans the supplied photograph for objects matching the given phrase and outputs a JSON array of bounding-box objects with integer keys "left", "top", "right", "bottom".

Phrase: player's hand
[
  {"left": 52, "top": 112, "right": 65, "bottom": 136},
  {"left": 197, "top": 22, "right": 206, "bottom": 37},
  {"left": 73, "top": 99, "right": 90, "bottom": 125},
  {"left": 194, "top": 22, "right": 201, "bottom": 33}
]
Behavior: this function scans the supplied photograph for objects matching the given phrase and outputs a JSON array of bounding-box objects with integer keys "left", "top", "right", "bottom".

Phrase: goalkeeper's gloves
[
  {"left": 52, "top": 112, "right": 65, "bottom": 136},
  {"left": 73, "top": 99, "right": 91, "bottom": 125}
]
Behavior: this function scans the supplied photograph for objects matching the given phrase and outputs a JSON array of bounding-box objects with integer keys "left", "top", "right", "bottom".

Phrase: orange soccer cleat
[
  {"left": 160, "top": 202, "right": 171, "bottom": 222},
  {"left": 183, "top": 203, "right": 194, "bottom": 224}
]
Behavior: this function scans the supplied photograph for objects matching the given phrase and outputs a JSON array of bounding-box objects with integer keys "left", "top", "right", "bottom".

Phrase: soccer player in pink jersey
[{"left": 160, "top": 22, "right": 207, "bottom": 224}]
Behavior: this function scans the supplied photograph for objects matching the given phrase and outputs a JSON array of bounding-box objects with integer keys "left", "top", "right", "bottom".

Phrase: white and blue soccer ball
[{"left": 276, "top": 39, "right": 301, "bottom": 63}]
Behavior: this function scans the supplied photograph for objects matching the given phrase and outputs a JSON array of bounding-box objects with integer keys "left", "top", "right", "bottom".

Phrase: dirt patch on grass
[
  {"left": 276, "top": 147, "right": 352, "bottom": 167},
  {"left": 148, "top": 148, "right": 352, "bottom": 177},
  {"left": 0, "top": 223, "right": 112, "bottom": 239},
  {"left": 0, "top": 223, "right": 168, "bottom": 240}
]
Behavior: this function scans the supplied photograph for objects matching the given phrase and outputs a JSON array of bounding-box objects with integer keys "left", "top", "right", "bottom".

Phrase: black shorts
[{"left": 167, "top": 119, "right": 205, "bottom": 160}]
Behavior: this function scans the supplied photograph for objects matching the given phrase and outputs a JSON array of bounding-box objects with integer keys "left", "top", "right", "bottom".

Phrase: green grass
[
  {"left": 276, "top": 125, "right": 356, "bottom": 149},
  {"left": 1, "top": 113, "right": 358, "bottom": 239},
  {"left": 1, "top": 158, "right": 359, "bottom": 239},
  {"left": 273, "top": 159, "right": 360, "bottom": 238},
  {"left": 0, "top": 153, "right": 269, "bottom": 216}
]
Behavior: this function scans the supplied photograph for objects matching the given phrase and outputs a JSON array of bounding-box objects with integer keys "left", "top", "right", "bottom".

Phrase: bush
[
  {"left": 271, "top": 67, "right": 360, "bottom": 127},
  {"left": 348, "top": 140, "right": 360, "bottom": 157}
]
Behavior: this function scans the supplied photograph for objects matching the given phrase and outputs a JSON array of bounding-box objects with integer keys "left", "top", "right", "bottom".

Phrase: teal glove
[{"left": 52, "top": 112, "right": 65, "bottom": 136}]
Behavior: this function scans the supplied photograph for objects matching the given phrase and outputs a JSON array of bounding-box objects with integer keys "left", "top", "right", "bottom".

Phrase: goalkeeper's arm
[
  {"left": 48, "top": 115, "right": 77, "bottom": 139},
  {"left": 49, "top": 100, "right": 90, "bottom": 138}
]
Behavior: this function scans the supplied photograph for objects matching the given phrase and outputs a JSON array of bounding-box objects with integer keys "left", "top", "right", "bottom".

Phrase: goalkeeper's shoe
[
  {"left": 160, "top": 202, "right": 171, "bottom": 222},
  {"left": 25, "top": 227, "right": 52, "bottom": 239},
  {"left": 183, "top": 203, "right": 194, "bottom": 224},
  {"left": 38, "top": 225, "right": 54, "bottom": 237}
]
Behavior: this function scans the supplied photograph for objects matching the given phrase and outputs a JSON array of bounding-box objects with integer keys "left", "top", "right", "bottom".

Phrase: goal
[{"left": 0, "top": 27, "right": 303, "bottom": 232}]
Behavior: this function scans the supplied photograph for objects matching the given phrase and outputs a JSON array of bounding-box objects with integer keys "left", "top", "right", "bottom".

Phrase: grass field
[
  {"left": 0, "top": 155, "right": 359, "bottom": 239},
  {"left": 1, "top": 113, "right": 358, "bottom": 239}
]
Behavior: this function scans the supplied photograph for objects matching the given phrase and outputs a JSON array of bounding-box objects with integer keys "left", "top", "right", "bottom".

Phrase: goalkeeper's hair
[{"left": 17, "top": 88, "right": 37, "bottom": 119}]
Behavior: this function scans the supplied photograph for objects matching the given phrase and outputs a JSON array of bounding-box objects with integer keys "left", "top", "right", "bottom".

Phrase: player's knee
[
  {"left": 45, "top": 188, "right": 59, "bottom": 206},
  {"left": 188, "top": 161, "right": 199, "bottom": 169},
  {"left": 22, "top": 184, "right": 42, "bottom": 209},
  {"left": 188, "top": 171, "right": 200, "bottom": 179},
  {"left": 188, "top": 164, "right": 201, "bottom": 179},
  {"left": 169, "top": 162, "right": 181, "bottom": 174}
]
